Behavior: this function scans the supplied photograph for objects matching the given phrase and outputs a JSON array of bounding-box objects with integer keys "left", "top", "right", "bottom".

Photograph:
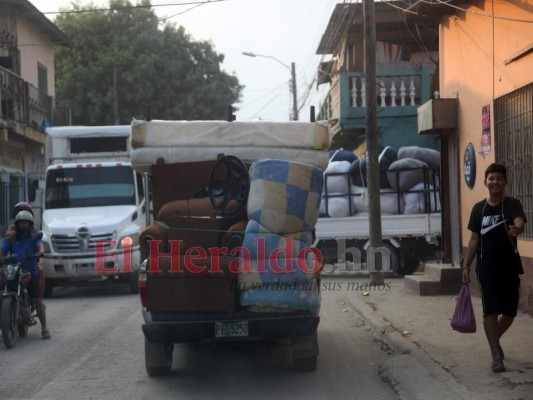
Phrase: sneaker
[
  {"left": 491, "top": 358, "right": 505, "bottom": 373},
  {"left": 42, "top": 330, "right": 51, "bottom": 340}
]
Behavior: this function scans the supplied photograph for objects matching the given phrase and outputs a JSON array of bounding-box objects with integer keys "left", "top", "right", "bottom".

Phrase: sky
[{"left": 30, "top": 0, "right": 339, "bottom": 122}]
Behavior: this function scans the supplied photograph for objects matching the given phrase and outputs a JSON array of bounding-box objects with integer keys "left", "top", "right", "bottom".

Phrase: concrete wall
[{"left": 440, "top": 0, "right": 533, "bottom": 313}]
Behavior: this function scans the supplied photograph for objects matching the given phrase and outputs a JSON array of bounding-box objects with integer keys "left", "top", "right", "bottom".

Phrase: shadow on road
[{"left": 48, "top": 282, "right": 135, "bottom": 299}]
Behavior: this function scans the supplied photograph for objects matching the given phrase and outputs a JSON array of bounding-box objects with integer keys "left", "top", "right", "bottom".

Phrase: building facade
[
  {"left": 316, "top": 1, "right": 441, "bottom": 153},
  {"left": 414, "top": 0, "right": 533, "bottom": 313},
  {"left": 442, "top": 0, "right": 533, "bottom": 314},
  {"left": 0, "top": 0, "right": 67, "bottom": 235}
]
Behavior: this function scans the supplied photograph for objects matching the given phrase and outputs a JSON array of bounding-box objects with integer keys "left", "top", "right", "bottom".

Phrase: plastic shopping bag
[{"left": 451, "top": 283, "right": 477, "bottom": 333}]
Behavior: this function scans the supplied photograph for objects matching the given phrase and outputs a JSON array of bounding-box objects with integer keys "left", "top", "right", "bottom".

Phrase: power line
[
  {"left": 15, "top": 1, "right": 223, "bottom": 47},
  {"left": 416, "top": 0, "right": 533, "bottom": 23},
  {"left": 34, "top": 1, "right": 227, "bottom": 16},
  {"left": 158, "top": 2, "right": 206, "bottom": 22}
]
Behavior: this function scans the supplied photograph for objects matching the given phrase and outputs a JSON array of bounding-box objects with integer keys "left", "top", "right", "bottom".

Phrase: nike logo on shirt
[{"left": 480, "top": 220, "right": 507, "bottom": 235}]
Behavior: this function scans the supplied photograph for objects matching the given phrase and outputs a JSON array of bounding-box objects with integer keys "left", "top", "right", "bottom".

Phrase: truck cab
[{"left": 40, "top": 126, "right": 146, "bottom": 296}]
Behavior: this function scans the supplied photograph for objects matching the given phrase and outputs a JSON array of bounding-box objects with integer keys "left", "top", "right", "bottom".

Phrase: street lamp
[{"left": 242, "top": 51, "right": 298, "bottom": 121}]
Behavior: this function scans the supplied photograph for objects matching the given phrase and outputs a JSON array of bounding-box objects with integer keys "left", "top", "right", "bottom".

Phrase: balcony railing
[
  {"left": 348, "top": 75, "right": 421, "bottom": 108},
  {"left": 318, "top": 68, "right": 434, "bottom": 129},
  {"left": 0, "top": 66, "right": 54, "bottom": 132}
]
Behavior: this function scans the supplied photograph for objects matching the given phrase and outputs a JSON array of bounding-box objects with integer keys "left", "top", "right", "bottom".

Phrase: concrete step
[
  {"left": 405, "top": 264, "right": 463, "bottom": 296},
  {"left": 423, "top": 263, "right": 463, "bottom": 294},
  {"left": 404, "top": 274, "right": 442, "bottom": 296},
  {"left": 424, "top": 263, "right": 457, "bottom": 280}
]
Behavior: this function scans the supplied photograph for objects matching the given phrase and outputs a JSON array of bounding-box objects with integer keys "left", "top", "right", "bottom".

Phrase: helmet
[
  {"left": 12, "top": 202, "right": 33, "bottom": 220},
  {"left": 14, "top": 210, "right": 35, "bottom": 225}
]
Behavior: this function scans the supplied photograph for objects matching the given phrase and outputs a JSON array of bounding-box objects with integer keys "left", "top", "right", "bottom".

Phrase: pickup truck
[{"left": 131, "top": 119, "right": 330, "bottom": 376}]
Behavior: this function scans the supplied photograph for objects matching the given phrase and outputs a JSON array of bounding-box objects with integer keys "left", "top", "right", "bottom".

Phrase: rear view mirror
[{"left": 33, "top": 232, "right": 43, "bottom": 241}]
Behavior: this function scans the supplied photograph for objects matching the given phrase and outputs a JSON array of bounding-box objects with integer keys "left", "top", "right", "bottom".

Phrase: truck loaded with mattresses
[
  {"left": 315, "top": 145, "right": 442, "bottom": 275},
  {"left": 132, "top": 119, "right": 330, "bottom": 376}
]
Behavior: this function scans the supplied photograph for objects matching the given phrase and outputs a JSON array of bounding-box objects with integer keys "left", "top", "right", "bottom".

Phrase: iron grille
[
  {"left": 51, "top": 233, "right": 115, "bottom": 253},
  {"left": 494, "top": 82, "right": 533, "bottom": 238}
]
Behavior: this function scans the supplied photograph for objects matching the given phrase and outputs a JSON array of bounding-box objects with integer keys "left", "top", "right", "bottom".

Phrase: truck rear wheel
[
  {"left": 293, "top": 355, "right": 318, "bottom": 371},
  {"left": 381, "top": 243, "right": 400, "bottom": 275},
  {"left": 145, "top": 339, "right": 173, "bottom": 377},
  {"left": 397, "top": 256, "right": 421, "bottom": 275},
  {"left": 146, "top": 365, "right": 171, "bottom": 377},
  {"left": 292, "top": 332, "right": 319, "bottom": 371}
]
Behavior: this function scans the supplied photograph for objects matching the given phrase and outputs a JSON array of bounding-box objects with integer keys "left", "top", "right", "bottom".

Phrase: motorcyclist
[
  {"left": 0, "top": 211, "right": 51, "bottom": 339},
  {"left": 4, "top": 202, "right": 46, "bottom": 297},
  {"left": 11, "top": 202, "right": 34, "bottom": 220}
]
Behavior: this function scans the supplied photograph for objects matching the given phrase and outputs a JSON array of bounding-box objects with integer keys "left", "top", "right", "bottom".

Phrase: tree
[{"left": 54, "top": 0, "right": 243, "bottom": 125}]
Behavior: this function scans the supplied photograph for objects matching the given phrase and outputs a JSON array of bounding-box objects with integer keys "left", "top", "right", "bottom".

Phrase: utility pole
[
  {"left": 291, "top": 62, "right": 299, "bottom": 121},
  {"left": 242, "top": 52, "right": 298, "bottom": 121},
  {"left": 363, "top": 0, "right": 384, "bottom": 284}
]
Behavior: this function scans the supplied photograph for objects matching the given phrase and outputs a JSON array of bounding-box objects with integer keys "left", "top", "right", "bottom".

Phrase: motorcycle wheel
[
  {"left": 18, "top": 323, "right": 28, "bottom": 338},
  {"left": 1, "top": 297, "right": 18, "bottom": 349}
]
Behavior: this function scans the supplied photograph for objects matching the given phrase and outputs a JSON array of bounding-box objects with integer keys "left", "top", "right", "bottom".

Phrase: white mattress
[
  {"left": 131, "top": 147, "right": 329, "bottom": 174},
  {"left": 130, "top": 119, "right": 331, "bottom": 150}
]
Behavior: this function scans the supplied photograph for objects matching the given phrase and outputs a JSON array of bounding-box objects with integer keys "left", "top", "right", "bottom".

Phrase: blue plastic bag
[{"left": 451, "top": 284, "right": 477, "bottom": 333}]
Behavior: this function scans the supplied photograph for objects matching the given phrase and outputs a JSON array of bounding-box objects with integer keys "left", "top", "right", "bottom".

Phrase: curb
[{"left": 344, "top": 295, "right": 477, "bottom": 400}]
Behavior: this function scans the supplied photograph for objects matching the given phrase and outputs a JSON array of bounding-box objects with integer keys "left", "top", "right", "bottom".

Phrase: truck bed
[{"left": 315, "top": 212, "right": 442, "bottom": 240}]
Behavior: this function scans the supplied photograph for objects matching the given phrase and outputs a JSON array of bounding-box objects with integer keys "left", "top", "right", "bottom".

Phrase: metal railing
[
  {"left": 0, "top": 66, "right": 54, "bottom": 132},
  {"left": 494, "top": 82, "right": 533, "bottom": 238},
  {"left": 322, "top": 167, "right": 441, "bottom": 217}
]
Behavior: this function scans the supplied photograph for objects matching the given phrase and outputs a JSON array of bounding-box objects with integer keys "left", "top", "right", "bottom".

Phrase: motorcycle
[{"left": 0, "top": 233, "right": 42, "bottom": 349}]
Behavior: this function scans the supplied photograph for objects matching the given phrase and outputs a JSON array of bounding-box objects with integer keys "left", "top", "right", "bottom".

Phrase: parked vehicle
[
  {"left": 39, "top": 126, "right": 146, "bottom": 296},
  {"left": 315, "top": 165, "right": 442, "bottom": 275},
  {"left": 131, "top": 118, "right": 329, "bottom": 376},
  {"left": 0, "top": 236, "right": 42, "bottom": 349}
]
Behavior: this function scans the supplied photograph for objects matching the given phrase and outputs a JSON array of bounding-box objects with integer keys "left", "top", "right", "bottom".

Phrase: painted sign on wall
[{"left": 464, "top": 143, "right": 476, "bottom": 188}]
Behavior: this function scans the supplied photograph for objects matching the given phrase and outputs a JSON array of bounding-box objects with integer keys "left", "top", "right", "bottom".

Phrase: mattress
[
  {"left": 131, "top": 119, "right": 331, "bottom": 150},
  {"left": 247, "top": 159, "right": 323, "bottom": 234},
  {"left": 130, "top": 146, "right": 329, "bottom": 174},
  {"left": 239, "top": 279, "right": 320, "bottom": 312}
]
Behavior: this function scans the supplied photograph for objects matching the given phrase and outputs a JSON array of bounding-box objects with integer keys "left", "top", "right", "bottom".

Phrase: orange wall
[{"left": 440, "top": 0, "right": 533, "bottom": 257}]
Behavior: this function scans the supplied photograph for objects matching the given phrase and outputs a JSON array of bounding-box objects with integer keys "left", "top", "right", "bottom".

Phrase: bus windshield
[{"left": 45, "top": 166, "right": 135, "bottom": 209}]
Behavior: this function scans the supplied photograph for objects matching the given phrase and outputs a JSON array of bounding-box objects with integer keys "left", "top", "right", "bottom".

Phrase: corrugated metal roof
[{"left": 316, "top": 0, "right": 467, "bottom": 55}]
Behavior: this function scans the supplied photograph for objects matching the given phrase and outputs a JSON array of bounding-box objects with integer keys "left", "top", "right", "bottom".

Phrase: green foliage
[{"left": 54, "top": 0, "right": 242, "bottom": 125}]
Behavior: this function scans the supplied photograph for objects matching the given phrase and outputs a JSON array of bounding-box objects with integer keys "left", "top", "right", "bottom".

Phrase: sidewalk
[{"left": 339, "top": 275, "right": 533, "bottom": 400}]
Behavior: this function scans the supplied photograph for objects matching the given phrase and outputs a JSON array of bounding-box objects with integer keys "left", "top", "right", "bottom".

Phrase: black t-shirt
[{"left": 467, "top": 197, "right": 526, "bottom": 274}]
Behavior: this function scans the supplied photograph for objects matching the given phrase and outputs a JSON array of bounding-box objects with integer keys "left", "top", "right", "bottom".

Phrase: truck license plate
[
  {"left": 215, "top": 321, "right": 249, "bottom": 338},
  {"left": 75, "top": 263, "right": 95, "bottom": 271}
]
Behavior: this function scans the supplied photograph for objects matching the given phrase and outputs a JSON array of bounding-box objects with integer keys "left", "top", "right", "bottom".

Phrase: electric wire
[
  {"left": 33, "top": 1, "right": 228, "bottom": 16},
  {"left": 417, "top": 0, "right": 533, "bottom": 23}
]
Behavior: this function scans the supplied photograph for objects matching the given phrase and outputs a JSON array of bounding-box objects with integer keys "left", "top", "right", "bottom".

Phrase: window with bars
[{"left": 494, "top": 82, "right": 533, "bottom": 238}]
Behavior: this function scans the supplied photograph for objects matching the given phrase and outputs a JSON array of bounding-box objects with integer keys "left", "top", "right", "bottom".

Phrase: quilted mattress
[
  {"left": 131, "top": 119, "right": 330, "bottom": 149},
  {"left": 247, "top": 159, "right": 323, "bottom": 235},
  {"left": 129, "top": 119, "right": 330, "bottom": 173}
]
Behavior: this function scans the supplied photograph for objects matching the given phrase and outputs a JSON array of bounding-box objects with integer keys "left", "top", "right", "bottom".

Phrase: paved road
[{"left": 0, "top": 278, "right": 398, "bottom": 400}]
